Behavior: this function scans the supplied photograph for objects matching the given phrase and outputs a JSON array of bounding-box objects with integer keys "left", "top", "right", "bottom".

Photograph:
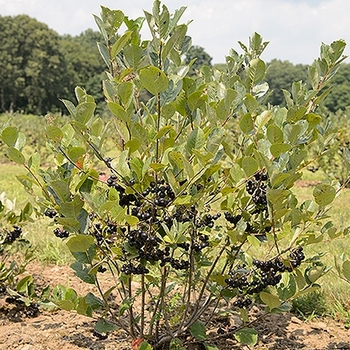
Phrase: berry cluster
[
  {"left": 121, "top": 262, "right": 149, "bottom": 275},
  {"left": 289, "top": 246, "right": 305, "bottom": 268},
  {"left": 4, "top": 225, "right": 22, "bottom": 243},
  {"left": 5, "top": 297, "right": 39, "bottom": 318},
  {"left": 192, "top": 234, "right": 210, "bottom": 252},
  {"left": 233, "top": 297, "right": 252, "bottom": 308},
  {"left": 94, "top": 175, "right": 223, "bottom": 274},
  {"left": 246, "top": 171, "right": 268, "bottom": 207},
  {"left": 160, "top": 257, "right": 190, "bottom": 270},
  {"left": 44, "top": 208, "right": 57, "bottom": 218},
  {"left": 226, "top": 247, "right": 306, "bottom": 299},
  {"left": 24, "top": 303, "right": 40, "bottom": 317},
  {"left": 53, "top": 227, "right": 69, "bottom": 239},
  {"left": 92, "top": 329, "right": 108, "bottom": 340},
  {"left": 98, "top": 265, "right": 107, "bottom": 273},
  {"left": 197, "top": 213, "right": 221, "bottom": 229}
]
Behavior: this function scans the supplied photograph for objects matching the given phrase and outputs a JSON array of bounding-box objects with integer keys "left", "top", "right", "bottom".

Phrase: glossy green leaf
[
  {"left": 67, "top": 234, "right": 95, "bottom": 253},
  {"left": 76, "top": 102, "right": 96, "bottom": 125},
  {"left": 260, "top": 291, "right": 281, "bottom": 310},
  {"left": 108, "top": 102, "right": 129, "bottom": 122},
  {"left": 70, "top": 261, "right": 95, "bottom": 284},
  {"left": 187, "top": 127, "right": 205, "bottom": 153},
  {"left": 46, "top": 126, "right": 63, "bottom": 143},
  {"left": 248, "top": 58, "right": 266, "bottom": 84},
  {"left": 139, "top": 342, "right": 153, "bottom": 350},
  {"left": 124, "top": 44, "right": 144, "bottom": 70},
  {"left": 111, "top": 31, "right": 132, "bottom": 57},
  {"left": 190, "top": 320, "right": 207, "bottom": 341},
  {"left": 239, "top": 113, "right": 254, "bottom": 134},
  {"left": 94, "top": 319, "right": 118, "bottom": 333},
  {"left": 234, "top": 328, "right": 258, "bottom": 346},
  {"left": 1, "top": 126, "right": 18, "bottom": 147},
  {"left": 313, "top": 184, "right": 336, "bottom": 206},
  {"left": 60, "top": 196, "right": 84, "bottom": 218},
  {"left": 267, "top": 124, "right": 283, "bottom": 144},
  {"left": 49, "top": 180, "right": 71, "bottom": 202},
  {"left": 7, "top": 147, "right": 25, "bottom": 164},
  {"left": 242, "top": 157, "right": 259, "bottom": 177},
  {"left": 140, "top": 66, "right": 169, "bottom": 95},
  {"left": 270, "top": 143, "right": 292, "bottom": 157}
]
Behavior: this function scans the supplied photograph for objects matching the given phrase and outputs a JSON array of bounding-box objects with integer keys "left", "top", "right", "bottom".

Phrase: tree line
[{"left": 1, "top": 14, "right": 350, "bottom": 115}]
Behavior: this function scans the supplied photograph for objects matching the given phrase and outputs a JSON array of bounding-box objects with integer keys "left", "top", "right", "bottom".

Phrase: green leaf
[
  {"left": 239, "top": 113, "right": 254, "bottom": 134},
  {"left": 270, "top": 143, "right": 292, "bottom": 158},
  {"left": 305, "top": 113, "right": 322, "bottom": 129},
  {"left": 187, "top": 91, "right": 206, "bottom": 111},
  {"left": 313, "top": 184, "right": 336, "bottom": 206},
  {"left": 1, "top": 126, "right": 18, "bottom": 147},
  {"left": 111, "top": 31, "right": 132, "bottom": 57},
  {"left": 260, "top": 291, "right": 281, "bottom": 310},
  {"left": 95, "top": 319, "right": 118, "bottom": 333},
  {"left": 187, "top": 127, "right": 205, "bottom": 153},
  {"left": 118, "top": 81, "right": 134, "bottom": 107},
  {"left": 67, "top": 234, "right": 95, "bottom": 253},
  {"left": 162, "top": 24, "right": 187, "bottom": 60},
  {"left": 7, "top": 147, "right": 25, "bottom": 164},
  {"left": 124, "top": 44, "right": 144, "bottom": 70},
  {"left": 60, "top": 196, "right": 84, "bottom": 218},
  {"left": 244, "top": 94, "right": 259, "bottom": 113},
  {"left": 125, "top": 138, "right": 142, "bottom": 154},
  {"left": 277, "top": 273, "right": 296, "bottom": 300},
  {"left": 242, "top": 157, "right": 258, "bottom": 177},
  {"left": 204, "top": 343, "right": 219, "bottom": 350},
  {"left": 46, "top": 126, "right": 63, "bottom": 143},
  {"left": 85, "top": 292, "right": 104, "bottom": 310},
  {"left": 76, "top": 102, "right": 96, "bottom": 125},
  {"left": 61, "top": 99, "right": 76, "bottom": 117},
  {"left": 16, "top": 275, "right": 34, "bottom": 294},
  {"left": 49, "top": 180, "right": 71, "bottom": 202},
  {"left": 234, "top": 328, "right": 258, "bottom": 346},
  {"left": 255, "top": 110, "right": 272, "bottom": 131},
  {"left": 97, "top": 42, "right": 110, "bottom": 67},
  {"left": 342, "top": 260, "right": 350, "bottom": 281},
  {"left": 140, "top": 66, "right": 169, "bottom": 95},
  {"left": 190, "top": 320, "right": 207, "bottom": 341},
  {"left": 108, "top": 102, "right": 129, "bottom": 122},
  {"left": 267, "top": 124, "right": 283, "bottom": 144},
  {"left": 138, "top": 342, "right": 153, "bottom": 350},
  {"left": 68, "top": 147, "right": 86, "bottom": 162},
  {"left": 248, "top": 58, "right": 266, "bottom": 84},
  {"left": 71, "top": 261, "right": 96, "bottom": 284}
]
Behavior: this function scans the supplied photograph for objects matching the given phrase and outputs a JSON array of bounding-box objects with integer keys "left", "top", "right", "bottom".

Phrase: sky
[{"left": 1, "top": 0, "right": 349, "bottom": 64}]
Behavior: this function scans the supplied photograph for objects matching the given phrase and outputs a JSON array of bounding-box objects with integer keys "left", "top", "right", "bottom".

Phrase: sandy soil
[{"left": 0, "top": 262, "right": 350, "bottom": 350}]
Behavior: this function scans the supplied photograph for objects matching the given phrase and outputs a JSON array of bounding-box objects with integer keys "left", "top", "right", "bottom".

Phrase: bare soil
[{"left": 1, "top": 262, "right": 350, "bottom": 350}]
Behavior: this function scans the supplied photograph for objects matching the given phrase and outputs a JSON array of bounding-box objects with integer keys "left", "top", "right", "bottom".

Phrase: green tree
[
  {"left": 59, "top": 30, "right": 105, "bottom": 106},
  {"left": 322, "top": 63, "right": 350, "bottom": 111},
  {"left": 265, "top": 59, "right": 308, "bottom": 106},
  {"left": 0, "top": 15, "right": 68, "bottom": 114},
  {"left": 184, "top": 45, "right": 213, "bottom": 75}
]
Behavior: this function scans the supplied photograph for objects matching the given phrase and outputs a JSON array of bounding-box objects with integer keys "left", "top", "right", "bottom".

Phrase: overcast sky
[{"left": 1, "top": 0, "right": 349, "bottom": 64}]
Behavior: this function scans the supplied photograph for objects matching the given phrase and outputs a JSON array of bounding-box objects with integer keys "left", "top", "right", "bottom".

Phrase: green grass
[
  {"left": 291, "top": 171, "right": 350, "bottom": 323},
  {"left": 0, "top": 163, "right": 73, "bottom": 265}
]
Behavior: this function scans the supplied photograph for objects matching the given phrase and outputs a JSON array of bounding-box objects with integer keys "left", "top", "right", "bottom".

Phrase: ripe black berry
[{"left": 53, "top": 227, "right": 69, "bottom": 239}]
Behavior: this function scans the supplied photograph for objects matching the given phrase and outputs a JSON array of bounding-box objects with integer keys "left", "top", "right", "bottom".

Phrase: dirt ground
[{"left": 1, "top": 262, "right": 350, "bottom": 350}]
